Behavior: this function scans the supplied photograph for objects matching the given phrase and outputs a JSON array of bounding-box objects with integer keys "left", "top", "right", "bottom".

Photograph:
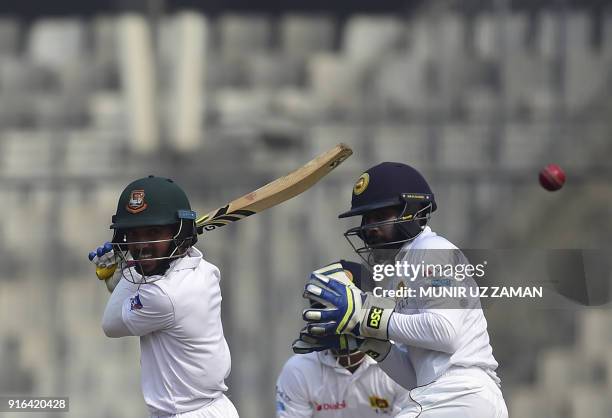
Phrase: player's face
[
  {"left": 126, "top": 225, "right": 175, "bottom": 274},
  {"left": 335, "top": 351, "right": 366, "bottom": 371},
  {"left": 361, "top": 206, "right": 403, "bottom": 246}
]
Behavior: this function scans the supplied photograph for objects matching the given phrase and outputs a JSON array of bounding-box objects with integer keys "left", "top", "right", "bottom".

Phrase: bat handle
[{"left": 96, "top": 264, "right": 117, "bottom": 281}]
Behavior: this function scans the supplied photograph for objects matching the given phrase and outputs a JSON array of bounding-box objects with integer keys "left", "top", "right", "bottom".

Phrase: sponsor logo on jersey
[
  {"left": 130, "top": 294, "right": 143, "bottom": 310},
  {"left": 369, "top": 396, "right": 390, "bottom": 412},
  {"left": 314, "top": 401, "right": 346, "bottom": 411},
  {"left": 276, "top": 401, "right": 286, "bottom": 412},
  {"left": 353, "top": 173, "right": 370, "bottom": 195},
  {"left": 367, "top": 307, "right": 384, "bottom": 329},
  {"left": 431, "top": 278, "right": 452, "bottom": 287},
  {"left": 276, "top": 386, "right": 292, "bottom": 403},
  {"left": 126, "top": 190, "right": 147, "bottom": 213}
]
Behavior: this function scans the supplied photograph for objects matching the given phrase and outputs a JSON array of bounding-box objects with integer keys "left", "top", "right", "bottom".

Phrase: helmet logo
[
  {"left": 126, "top": 190, "right": 148, "bottom": 214},
  {"left": 353, "top": 173, "right": 370, "bottom": 196}
]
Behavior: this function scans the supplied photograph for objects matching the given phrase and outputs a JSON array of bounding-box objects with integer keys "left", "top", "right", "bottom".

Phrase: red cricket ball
[{"left": 539, "top": 164, "right": 566, "bottom": 191}]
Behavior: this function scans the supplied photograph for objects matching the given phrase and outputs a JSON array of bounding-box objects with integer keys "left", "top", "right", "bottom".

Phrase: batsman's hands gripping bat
[
  {"left": 89, "top": 144, "right": 352, "bottom": 288},
  {"left": 195, "top": 143, "right": 353, "bottom": 233},
  {"left": 89, "top": 242, "right": 126, "bottom": 292},
  {"left": 89, "top": 242, "right": 118, "bottom": 280}
]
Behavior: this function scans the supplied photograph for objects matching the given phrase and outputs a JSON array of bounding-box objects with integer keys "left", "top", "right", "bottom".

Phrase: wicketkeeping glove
[
  {"left": 302, "top": 273, "right": 396, "bottom": 340},
  {"left": 292, "top": 328, "right": 392, "bottom": 362},
  {"left": 292, "top": 330, "right": 360, "bottom": 354}
]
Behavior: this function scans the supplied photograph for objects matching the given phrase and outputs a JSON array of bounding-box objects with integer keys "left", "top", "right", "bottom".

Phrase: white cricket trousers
[
  {"left": 151, "top": 395, "right": 239, "bottom": 418},
  {"left": 396, "top": 367, "right": 508, "bottom": 418}
]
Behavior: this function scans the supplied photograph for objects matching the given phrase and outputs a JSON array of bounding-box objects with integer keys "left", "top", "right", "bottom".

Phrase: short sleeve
[
  {"left": 276, "top": 359, "right": 314, "bottom": 418},
  {"left": 391, "top": 380, "right": 416, "bottom": 412},
  {"left": 379, "top": 344, "right": 417, "bottom": 390}
]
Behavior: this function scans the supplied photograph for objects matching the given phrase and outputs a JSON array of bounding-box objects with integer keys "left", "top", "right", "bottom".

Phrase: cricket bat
[
  {"left": 96, "top": 144, "right": 353, "bottom": 281},
  {"left": 196, "top": 143, "right": 353, "bottom": 233}
]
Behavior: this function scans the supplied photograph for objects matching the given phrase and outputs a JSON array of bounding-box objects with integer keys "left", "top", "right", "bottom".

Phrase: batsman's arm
[
  {"left": 102, "top": 278, "right": 136, "bottom": 338},
  {"left": 103, "top": 276, "right": 175, "bottom": 338}
]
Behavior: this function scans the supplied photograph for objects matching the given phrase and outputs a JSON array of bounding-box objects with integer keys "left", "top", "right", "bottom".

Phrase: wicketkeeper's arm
[
  {"left": 387, "top": 310, "right": 460, "bottom": 353},
  {"left": 378, "top": 343, "right": 418, "bottom": 391}
]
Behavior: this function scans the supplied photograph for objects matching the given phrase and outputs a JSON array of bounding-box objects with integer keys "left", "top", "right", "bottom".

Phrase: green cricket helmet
[{"left": 111, "top": 175, "right": 198, "bottom": 248}]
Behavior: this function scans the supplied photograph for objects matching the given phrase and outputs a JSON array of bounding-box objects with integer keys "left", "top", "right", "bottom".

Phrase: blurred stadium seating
[{"left": 0, "top": 7, "right": 611, "bottom": 418}]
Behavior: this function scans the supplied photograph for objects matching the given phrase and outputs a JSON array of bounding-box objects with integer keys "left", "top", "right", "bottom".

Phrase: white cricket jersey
[
  {"left": 110, "top": 247, "right": 231, "bottom": 416},
  {"left": 276, "top": 351, "right": 413, "bottom": 418},
  {"left": 381, "top": 226, "right": 499, "bottom": 387}
]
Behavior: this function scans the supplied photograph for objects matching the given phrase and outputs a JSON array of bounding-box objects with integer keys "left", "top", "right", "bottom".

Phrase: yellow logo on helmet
[{"left": 353, "top": 173, "right": 370, "bottom": 196}]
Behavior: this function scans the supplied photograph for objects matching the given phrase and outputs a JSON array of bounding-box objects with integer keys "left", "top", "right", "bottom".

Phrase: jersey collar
[
  {"left": 317, "top": 350, "right": 376, "bottom": 375},
  {"left": 398, "top": 226, "right": 435, "bottom": 254},
  {"left": 120, "top": 247, "right": 202, "bottom": 283},
  {"left": 168, "top": 247, "right": 202, "bottom": 271}
]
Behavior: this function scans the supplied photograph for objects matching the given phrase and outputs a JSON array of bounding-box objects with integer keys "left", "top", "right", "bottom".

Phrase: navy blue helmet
[
  {"left": 340, "top": 162, "right": 436, "bottom": 266},
  {"left": 340, "top": 162, "right": 436, "bottom": 218}
]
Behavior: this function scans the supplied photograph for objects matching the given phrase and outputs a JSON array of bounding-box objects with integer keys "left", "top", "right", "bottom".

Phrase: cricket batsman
[
  {"left": 278, "top": 260, "right": 414, "bottom": 417},
  {"left": 89, "top": 175, "right": 239, "bottom": 418},
  {"left": 296, "top": 163, "right": 508, "bottom": 417}
]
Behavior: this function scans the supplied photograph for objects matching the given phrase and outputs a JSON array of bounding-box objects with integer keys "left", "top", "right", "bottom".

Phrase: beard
[
  {"left": 365, "top": 226, "right": 412, "bottom": 265},
  {"left": 129, "top": 247, "right": 168, "bottom": 275}
]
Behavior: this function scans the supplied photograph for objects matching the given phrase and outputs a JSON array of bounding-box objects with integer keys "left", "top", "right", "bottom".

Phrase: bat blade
[{"left": 196, "top": 143, "right": 353, "bottom": 233}]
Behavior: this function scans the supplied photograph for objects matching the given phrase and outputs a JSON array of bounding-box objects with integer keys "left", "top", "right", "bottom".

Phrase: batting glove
[
  {"left": 88, "top": 242, "right": 119, "bottom": 281},
  {"left": 302, "top": 273, "right": 395, "bottom": 340}
]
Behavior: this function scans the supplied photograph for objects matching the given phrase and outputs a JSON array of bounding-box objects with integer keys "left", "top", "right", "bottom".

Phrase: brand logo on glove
[
  {"left": 367, "top": 307, "right": 384, "bottom": 329},
  {"left": 126, "top": 190, "right": 147, "bottom": 214},
  {"left": 365, "top": 350, "right": 380, "bottom": 359}
]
